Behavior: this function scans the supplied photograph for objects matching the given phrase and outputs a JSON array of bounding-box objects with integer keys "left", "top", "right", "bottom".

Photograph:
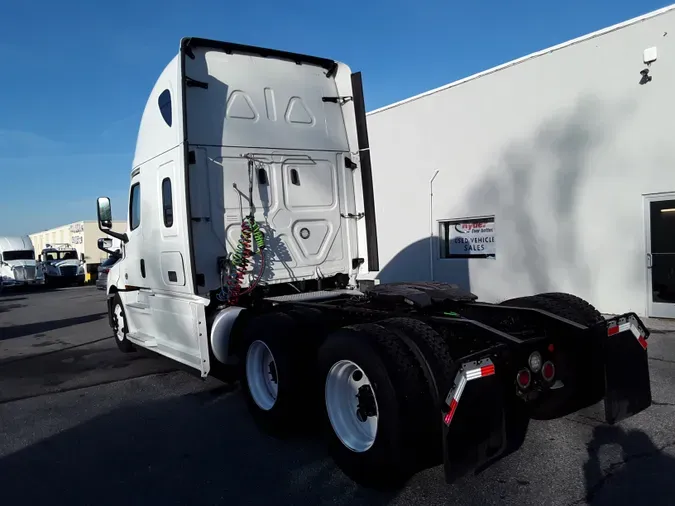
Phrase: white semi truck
[
  {"left": 95, "top": 38, "right": 653, "bottom": 488},
  {"left": 0, "top": 235, "right": 44, "bottom": 288},
  {"left": 38, "top": 243, "right": 86, "bottom": 286}
]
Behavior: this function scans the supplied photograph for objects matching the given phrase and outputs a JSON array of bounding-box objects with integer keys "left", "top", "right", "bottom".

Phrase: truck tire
[
  {"left": 111, "top": 294, "right": 135, "bottom": 353},
  {"left": 282, "top": 306, "right": 335, "bottom": 421},
  {"left": 500, "top": 292, "right": 603, "bottom": 327},
  {"left": 537, "top": 292, "right": 605, "bottom": 326},
  {"left": 239, "top": 311, "right": 314, "bottom": 435},
  {"left": 375, "top": 317, "right": 455, "bottom": 466},
  {"left": 499, "top": 293, "right": 603, "bottom": 416},
  {"left": 317, "top": 322, "right": 430, "bottom": 488}
]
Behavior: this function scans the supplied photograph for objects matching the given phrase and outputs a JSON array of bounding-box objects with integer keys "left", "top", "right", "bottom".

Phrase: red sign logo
[{"left": 454, "top": 222, "right": 489, "bottom": 234}]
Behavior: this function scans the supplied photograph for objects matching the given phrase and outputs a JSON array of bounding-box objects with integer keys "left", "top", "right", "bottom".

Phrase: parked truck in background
[
  {"left": 95, "top": 38, "right": 653, "bottom": 488},
  {"left": 38, "top": 243, "right": 86, "bottom": 286},
  {"left": 0, "top": 235, "right": 44, "bottom": 288}
]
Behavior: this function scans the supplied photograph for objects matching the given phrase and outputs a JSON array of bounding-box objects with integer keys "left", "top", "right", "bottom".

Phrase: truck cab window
[
  {"left": 162, "top": 177, "right": 174, "bottom": 227},
  {"left": 130, "top": 183, "right": 141, "bottom": 230}
]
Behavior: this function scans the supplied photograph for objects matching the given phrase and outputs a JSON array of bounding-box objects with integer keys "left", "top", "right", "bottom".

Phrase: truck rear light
[
  {"left": 528, "top": 351, "right": 542, "bottom": 373},
  {"left": 516, "top": 369, "right": 531, "bottom": 389},
  {"left": 541, "top": 361, "right": 555, "bottom": 382}
]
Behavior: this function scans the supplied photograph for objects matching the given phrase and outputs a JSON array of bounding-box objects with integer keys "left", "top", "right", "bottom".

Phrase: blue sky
[{"left": 0, "top": 0, "right": 670, "bottom": 236}]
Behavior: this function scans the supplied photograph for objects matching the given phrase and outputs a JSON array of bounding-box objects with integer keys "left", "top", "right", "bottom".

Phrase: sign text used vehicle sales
[{"left": 447, "top": 217, "right": 496, "bottom": 257}]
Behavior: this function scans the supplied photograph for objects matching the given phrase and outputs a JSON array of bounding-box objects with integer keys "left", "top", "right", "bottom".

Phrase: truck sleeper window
[
  {"left": 162, "top": 177, "right": 173, "bottom": 228},
  {"left": 130, "top": 183, "right": 141, "bottom": 230}
]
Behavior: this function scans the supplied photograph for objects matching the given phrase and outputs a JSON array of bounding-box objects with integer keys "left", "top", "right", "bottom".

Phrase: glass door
[{"left": 645, "top": 193, "right": 675, "bottom": 318}]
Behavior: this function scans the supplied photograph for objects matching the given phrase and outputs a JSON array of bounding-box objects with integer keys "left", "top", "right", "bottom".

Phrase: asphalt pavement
[{"left": 1, "top": 286, "right": 675, "bottom": 505}]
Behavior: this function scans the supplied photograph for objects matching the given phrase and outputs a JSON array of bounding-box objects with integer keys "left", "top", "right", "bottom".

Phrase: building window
[
  {"left": 130, "top": 183, "right": 141, "bottom": 230},
  {"left": 162, "top": 177, "right": 174, "bottom": 228},
  {"left": 158, "top": 89, "right": 172, "bottom": 127},
  {"left": 439, "top": 215, "right": 495, "bottom": 259}
]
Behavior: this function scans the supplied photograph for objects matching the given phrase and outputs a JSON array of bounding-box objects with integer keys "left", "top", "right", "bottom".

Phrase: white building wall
[{"left": 366, "top": 6, "right": 675, "bottom": 316}]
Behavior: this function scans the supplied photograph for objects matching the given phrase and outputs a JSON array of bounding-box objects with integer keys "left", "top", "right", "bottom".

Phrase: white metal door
[
  {"left": 645, "top": 192, "right": 675, "bottom": 318},
  {"left": 123, "top": 173, "right": 147, "bottom": 288}
]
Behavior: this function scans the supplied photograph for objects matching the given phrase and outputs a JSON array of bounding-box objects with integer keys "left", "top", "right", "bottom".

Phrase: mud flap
[
  {"left": 603, "top": 314, "right": 652, "bottom": 425},
  {"left": 441, "top": 358, "right": 508, "bottom": 484}
]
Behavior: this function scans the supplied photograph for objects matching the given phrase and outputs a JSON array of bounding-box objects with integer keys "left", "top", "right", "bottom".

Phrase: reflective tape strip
[
  {"left": 444, "top": 398, "right": 458, "bottom": 425},
  {"left": 444, "top": 358, "right": 495, "bottom": 426},
  {"left": 607, "top": 316, "right": 648, "bottom": 350},
  {"left": 481, "top": 363, "right": 496, "bottom": 377},
  {"left": 465, "top": 363, "right": 496, "bottom": 380}
]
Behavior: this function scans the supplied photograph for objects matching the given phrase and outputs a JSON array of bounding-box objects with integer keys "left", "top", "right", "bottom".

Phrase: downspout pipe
[{"left": 429, "top": 169, "right": 440, "bottom": 281}]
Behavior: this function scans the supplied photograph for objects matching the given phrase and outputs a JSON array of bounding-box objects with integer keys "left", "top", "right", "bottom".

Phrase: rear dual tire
[
  {"left": 317, "top": 319, "right": 454, "bottom": 488},
  {"left": 238, "top": 311, "right": 454, "bottom": 488},
  {"left": 239, "top": 309, "right": 324, "bottom": 435}
]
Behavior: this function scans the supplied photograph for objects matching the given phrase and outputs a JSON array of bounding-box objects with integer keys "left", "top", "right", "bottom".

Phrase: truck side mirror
[
  {"left": 97, "top": 197, "right": 113, "bottom": 229},
  {"left": 80, "top": 253, "right": 85, "bottom": 263},
  {"left": 97, "top": 238, "right": 115, "bottom": 255},
  {"left": 96, "top": 197, "right": 128, "bottom": 243}
]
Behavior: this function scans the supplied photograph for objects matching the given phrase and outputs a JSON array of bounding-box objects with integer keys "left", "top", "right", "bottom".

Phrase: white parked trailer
[
  {"left": 94, "top": 35, "right": 653, "bottom": 489},
  {"left": 366, "top": 4, "right": 675, "bottom": 319}
]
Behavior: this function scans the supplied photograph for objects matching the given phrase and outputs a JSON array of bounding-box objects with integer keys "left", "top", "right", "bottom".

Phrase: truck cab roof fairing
[
  {"left": 132, "top": 55, "right": 182, "bottom": 170},
  {"left": 179, "top": 37, "right": 339, "bottom": 76}
]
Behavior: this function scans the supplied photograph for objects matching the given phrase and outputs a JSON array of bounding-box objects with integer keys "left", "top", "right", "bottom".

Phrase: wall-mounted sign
[
  {"left": 439, "top": 216, "right": 495, "bottom": 259},
  {"left": 71, "top": 235, "right": 83, "bottom": 245},
  {"left": 70, "top": 223, "right": 84, "bottom": 233}
]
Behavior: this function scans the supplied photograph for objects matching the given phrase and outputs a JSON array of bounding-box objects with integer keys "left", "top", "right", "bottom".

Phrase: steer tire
[
  {"left": 238, "top": 311, "right": 313, "bottom": 436},
  {"left": 317, "top": 323, "right": 430, "bottom": 489},
  {"left": 111, "top": 294, "right": 135, "bottom": 353}
]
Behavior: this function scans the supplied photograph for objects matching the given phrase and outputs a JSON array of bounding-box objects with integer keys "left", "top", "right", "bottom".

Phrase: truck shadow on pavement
[
  {"left": 0, "top": 297, "right": 27, "bottom": 303},
  {"left": 0, "top": 301, "right": 26, "bottom": 314},
  {"left": 0, "top": 383, "right": 398, "bottom": 506},
  {"left": 582, "top": 425, "right": 675, "bottom": 505},
  {"left": 0, "top": 286, "right": 65, "bottom": 297},
  {"left": 0, "top": 312, "right": 107, "bottom": 341}
]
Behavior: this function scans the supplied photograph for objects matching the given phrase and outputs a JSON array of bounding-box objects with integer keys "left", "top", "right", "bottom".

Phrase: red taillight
[
  {"left": 548, "top": 343, "right": 555, "bottom": 353},
  {"left": 103, "top": 268, "right": 110, "bottom": 273},
  {"left": 542, "top": 361, "right": 555, "bottom": 382},
  {"left": 516, "top": 369, "right": 531, "bottom": 389}
]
